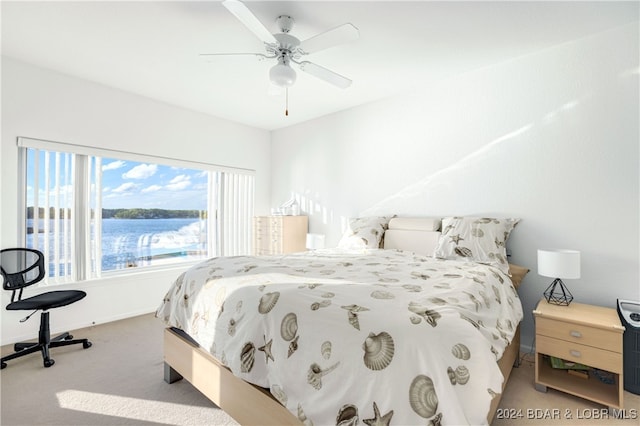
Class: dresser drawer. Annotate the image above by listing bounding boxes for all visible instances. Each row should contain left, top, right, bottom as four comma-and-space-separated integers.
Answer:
254, 228, 282, 240
536, 335, 623, 373
254, 237, 282, 250
254, 216, 283, 228
254, 233, 282, 247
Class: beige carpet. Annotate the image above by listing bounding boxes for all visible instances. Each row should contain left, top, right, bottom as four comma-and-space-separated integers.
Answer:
1, 314, 238, 426
1, 313, 638, 425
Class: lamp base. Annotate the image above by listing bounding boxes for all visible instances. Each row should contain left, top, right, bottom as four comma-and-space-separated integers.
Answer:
544, 278, 574, 306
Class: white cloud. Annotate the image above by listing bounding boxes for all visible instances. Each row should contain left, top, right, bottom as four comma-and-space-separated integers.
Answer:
165, 181, 191, 191
112, 182, 138, 193
169, 175, 189, 184
165, 175, 192, 191
122, 164, 157, 179
141, 185, 162, 193
102, 160, 126, 171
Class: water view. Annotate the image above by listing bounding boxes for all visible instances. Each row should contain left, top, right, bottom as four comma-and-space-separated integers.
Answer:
27, 218, 208, 273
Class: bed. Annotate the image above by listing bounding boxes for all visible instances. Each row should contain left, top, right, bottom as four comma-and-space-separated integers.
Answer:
157, 216, 528, 425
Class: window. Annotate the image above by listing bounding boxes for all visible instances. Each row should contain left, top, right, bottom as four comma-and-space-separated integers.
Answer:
19, 137, 254, 284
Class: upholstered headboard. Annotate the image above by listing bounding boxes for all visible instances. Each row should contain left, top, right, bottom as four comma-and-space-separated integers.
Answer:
383, 217, 441, 255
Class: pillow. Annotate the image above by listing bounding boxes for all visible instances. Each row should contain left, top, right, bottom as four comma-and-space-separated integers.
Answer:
433, 216, 519, 272
338, 216, 393, 249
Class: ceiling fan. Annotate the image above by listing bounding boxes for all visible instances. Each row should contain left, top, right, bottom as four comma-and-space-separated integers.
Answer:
201, 0, 359, 90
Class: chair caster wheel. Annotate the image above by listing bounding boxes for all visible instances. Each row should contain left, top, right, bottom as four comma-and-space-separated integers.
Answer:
83, 341, 92, 349
44, 359, 55, 368
65, 334, 74, 340
1, 362, 6, 369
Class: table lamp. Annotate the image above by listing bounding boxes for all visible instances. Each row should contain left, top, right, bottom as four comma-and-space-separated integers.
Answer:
537, 249, 580, 306
306, 233, 325, 250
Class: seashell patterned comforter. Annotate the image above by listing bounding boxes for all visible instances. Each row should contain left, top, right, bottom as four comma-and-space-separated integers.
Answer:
156, 248, 523, 425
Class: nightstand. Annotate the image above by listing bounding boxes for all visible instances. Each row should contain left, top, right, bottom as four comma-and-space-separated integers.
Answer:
533, 299, 625, 411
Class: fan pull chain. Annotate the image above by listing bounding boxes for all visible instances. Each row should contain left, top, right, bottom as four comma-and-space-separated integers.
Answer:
285, 88, 289, 116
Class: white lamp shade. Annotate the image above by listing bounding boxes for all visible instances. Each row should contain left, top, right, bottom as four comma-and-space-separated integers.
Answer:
306, 233, 325, 250
537, 249, 581, 279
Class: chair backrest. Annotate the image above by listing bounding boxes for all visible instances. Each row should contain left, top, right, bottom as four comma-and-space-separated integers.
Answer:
1, 249, 46, 301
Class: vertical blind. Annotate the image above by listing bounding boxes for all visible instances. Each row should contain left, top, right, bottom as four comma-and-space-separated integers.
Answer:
29, 150, 77, 284
218, 172, 255, 256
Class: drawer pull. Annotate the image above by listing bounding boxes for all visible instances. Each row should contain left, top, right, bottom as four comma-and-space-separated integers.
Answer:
570, 330, 582, 338
569, 350, 581, 358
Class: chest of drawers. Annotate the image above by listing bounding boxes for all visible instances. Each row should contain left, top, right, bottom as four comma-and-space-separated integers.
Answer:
253, 216, 308, 255
533, 299, 625, 411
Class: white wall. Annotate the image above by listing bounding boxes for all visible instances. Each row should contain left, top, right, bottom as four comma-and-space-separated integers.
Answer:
0, 57, 271, 345
270, 23, 639, 351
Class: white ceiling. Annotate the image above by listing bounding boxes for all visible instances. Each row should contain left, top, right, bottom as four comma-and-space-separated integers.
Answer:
2, 1, 637, 130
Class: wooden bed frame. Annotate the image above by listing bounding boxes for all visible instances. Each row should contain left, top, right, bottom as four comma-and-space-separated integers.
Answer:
162, 217, 525, 424
163, 325, 521, 425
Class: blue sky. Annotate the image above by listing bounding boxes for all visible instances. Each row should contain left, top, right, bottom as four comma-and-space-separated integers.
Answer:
27, 151, 209, 211
101, 158, 208, 210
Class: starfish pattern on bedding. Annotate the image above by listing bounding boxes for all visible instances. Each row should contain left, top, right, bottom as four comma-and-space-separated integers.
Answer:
363, 402, 394, 426
449, 234, 464, 245
258, 336, 274, 363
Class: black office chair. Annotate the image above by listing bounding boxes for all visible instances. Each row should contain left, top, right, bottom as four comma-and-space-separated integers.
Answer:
1, 248, 91, 369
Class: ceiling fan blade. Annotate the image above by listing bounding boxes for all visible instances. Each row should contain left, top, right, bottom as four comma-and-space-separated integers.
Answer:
222, 0, 277, 44
300, 23, 359, 54
298, 61, 352, 89
199, 53, 271, 61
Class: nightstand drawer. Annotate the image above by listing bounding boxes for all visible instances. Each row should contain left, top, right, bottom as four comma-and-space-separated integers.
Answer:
536, 335, 623, 373
536, 317, 622, 351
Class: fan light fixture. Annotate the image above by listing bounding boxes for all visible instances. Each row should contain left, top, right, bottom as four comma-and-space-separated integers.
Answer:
210, 0, 360, 114
270, 57, 296, 87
